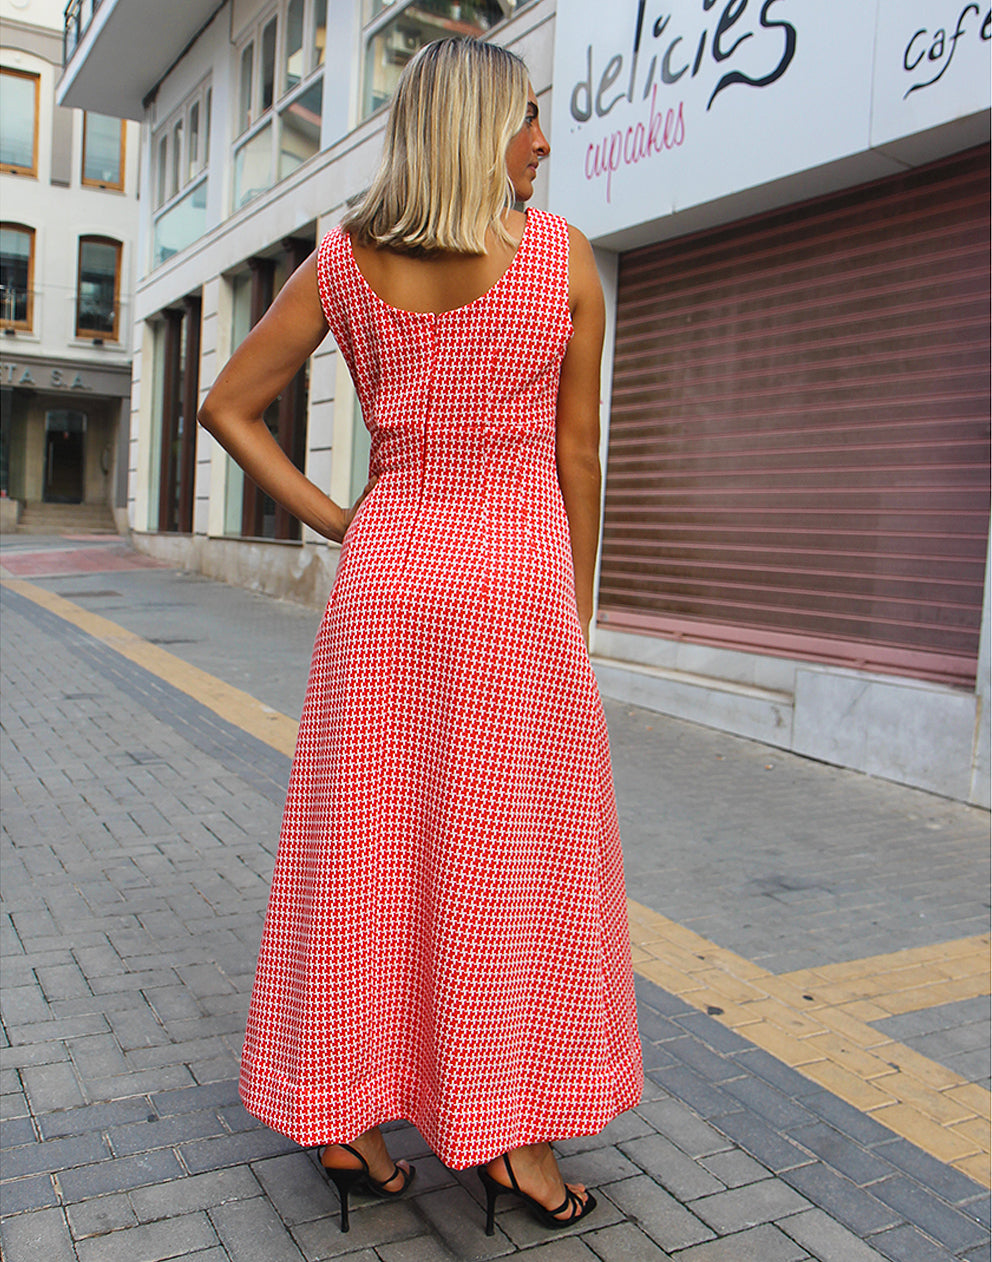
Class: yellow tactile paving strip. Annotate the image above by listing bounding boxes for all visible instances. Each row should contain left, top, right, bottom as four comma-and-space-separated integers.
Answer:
629, 904, 991, 1184
0, 578, 299, 758
5, 574, 991, 1185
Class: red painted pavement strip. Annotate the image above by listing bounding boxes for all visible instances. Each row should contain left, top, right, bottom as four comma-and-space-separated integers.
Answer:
0, 546, 172, 577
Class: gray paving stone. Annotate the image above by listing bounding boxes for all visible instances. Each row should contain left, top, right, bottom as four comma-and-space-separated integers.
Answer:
251, 1152, 343, 1226
178, 1128, 299, 1173
634, 1101, 733, 1160
0, 1206, 77, 1262
0, 1172, 59, 1214
867, 1175, 990, 1253
601, 1176, 714, 1253
151, 1080, 242, 1116
128, 1167, 262, 1221
780, 1165, 901, 1237
789, 1123, 895, 1187
291, 1198, 426, 1258
419, 1183, 534, 1255
557, 1144, 642, 1190
66, 1191, 139, 1238
865, 1224, 959, 1262
687, 1180, 812, 1233
210, 1197, 306, 1262
708, 1112, 814, 1174
0, 1116, 37, 1148
57, 1149, 186, 1201
19, 1061, 85, 1112
1, 1131, 110, 1179
583, 1221, 674, 1260
868, 1138, 987, 1208
673, 1222, 812, 1261
777, 1207, 892, 1262
74, 1211, 220, 1262
644, 1067, 741, 1121
618, 1136, 724, 1201
717, 1076, 818, 1131
38, 1097, 154, 1140
698, 1151, 771, 1189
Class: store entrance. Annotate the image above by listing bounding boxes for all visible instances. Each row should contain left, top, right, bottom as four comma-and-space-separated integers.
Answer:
44, 410, 86, 503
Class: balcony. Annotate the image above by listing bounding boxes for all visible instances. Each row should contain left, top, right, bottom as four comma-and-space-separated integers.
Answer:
63, 0, 103, 64
58, 0, 221, 119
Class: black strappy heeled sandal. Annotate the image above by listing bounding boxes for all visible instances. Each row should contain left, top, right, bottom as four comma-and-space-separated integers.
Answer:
478, 1152, 597, 1236
319, 1143, 416, 1233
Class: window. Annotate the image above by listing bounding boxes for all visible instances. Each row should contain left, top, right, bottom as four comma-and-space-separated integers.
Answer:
0, 69, 40, 176
233, 2, 325, 211
76, 236, 122, 340
362, 0, 532, 118
82, 113, 125, 189
0, 224, 34, 329
152, 81, 211, 258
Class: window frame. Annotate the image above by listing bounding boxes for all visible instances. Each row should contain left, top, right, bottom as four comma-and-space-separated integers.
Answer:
81, 112, 126, 191
0, 222, 36, 331
0, 68, 41, 177
75, 234, 123, 342
153, 79, 211, 211
232, 1, 325, 212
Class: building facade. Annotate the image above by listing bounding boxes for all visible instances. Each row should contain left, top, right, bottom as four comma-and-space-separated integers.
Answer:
57, 0, 990, 804
1, 0, 139, 531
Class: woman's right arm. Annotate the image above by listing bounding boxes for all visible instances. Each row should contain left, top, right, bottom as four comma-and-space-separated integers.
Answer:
198, 253, 351, 543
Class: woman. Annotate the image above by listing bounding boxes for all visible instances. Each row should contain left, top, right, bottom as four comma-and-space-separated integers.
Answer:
199, 37, 643, 1237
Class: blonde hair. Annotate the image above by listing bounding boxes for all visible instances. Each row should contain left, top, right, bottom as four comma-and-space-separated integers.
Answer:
344, 38, 529, 254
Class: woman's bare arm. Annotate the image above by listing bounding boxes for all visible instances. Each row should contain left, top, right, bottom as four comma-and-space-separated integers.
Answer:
557, 225, 606, 644
198, 253, 353, 542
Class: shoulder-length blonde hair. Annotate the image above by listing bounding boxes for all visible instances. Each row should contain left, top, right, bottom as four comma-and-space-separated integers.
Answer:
344, 38, 529, 255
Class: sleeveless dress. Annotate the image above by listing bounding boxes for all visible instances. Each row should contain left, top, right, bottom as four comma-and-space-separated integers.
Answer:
239, 209, 643, 1169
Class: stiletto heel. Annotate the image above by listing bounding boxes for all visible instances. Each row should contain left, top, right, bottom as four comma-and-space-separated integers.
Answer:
319, 1143, 416, 1233
479, 1166, 502, 1236
477, 1153, 596, 1236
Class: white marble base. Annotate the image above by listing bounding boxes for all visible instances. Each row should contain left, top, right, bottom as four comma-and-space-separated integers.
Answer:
592, 630, 988, 807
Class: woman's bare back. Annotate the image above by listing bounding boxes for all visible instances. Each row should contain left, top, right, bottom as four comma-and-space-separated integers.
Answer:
349, 209, 527, 315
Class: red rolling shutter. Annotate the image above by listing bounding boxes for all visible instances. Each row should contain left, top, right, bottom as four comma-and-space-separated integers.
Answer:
600, 146, 991, 687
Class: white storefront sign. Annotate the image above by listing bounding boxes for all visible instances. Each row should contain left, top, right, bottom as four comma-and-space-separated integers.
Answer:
549, 0, 990, 239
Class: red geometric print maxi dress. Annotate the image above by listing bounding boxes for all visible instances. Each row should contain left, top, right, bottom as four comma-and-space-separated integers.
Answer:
239, 208, 644, 1169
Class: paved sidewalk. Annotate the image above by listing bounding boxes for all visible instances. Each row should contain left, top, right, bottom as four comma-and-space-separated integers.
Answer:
1, 537, 989, 1261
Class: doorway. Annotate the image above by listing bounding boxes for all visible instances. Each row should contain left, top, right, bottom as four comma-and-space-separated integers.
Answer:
44, 410, 86, 503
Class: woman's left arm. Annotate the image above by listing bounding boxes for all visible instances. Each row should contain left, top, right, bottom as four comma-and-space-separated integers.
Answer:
557, 224, 606, 646
198, 253, 353, 542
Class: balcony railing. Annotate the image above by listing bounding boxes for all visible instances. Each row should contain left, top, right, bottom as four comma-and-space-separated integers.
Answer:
0, 286, 35, 330
63, 0, 104, 65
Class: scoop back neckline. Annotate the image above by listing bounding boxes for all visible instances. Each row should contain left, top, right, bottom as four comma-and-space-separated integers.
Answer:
343, 211, 533, 318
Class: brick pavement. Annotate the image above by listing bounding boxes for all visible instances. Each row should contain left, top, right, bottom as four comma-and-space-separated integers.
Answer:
1, 546, 990, 1261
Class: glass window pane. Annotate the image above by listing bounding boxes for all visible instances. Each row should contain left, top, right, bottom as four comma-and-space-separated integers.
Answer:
153, 181, 208, 268
204, 88, 212, 165
261, 18, 277, 112
0, 226, 32, 325
284, 0, 304, 94
0, 70, 37, 172
172, 119, 183, 194
233, 122, 273, 209
313, 0, 327, 69
239, 42, 254, 134
83, 113, 123, 186
279, 79, 322, 180
77, 238, 120, 336
157, 136, 168, 207
187, 101, 200, 181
